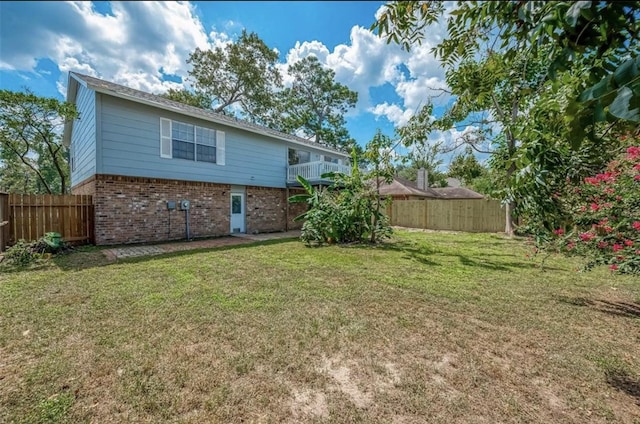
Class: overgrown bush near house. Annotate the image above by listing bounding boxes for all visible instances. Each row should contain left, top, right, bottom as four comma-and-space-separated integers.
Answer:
2, 233, 70, 268
546, 146, 640, 274
290, 165, 392, 245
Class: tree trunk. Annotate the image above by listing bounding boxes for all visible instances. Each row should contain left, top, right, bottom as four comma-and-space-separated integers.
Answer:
505, 201, 515, 236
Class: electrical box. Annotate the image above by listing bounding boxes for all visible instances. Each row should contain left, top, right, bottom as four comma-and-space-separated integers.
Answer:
180, 200, 191, 210
167, 201, 176, 210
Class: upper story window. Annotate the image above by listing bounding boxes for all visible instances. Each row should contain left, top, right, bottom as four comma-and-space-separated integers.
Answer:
288, 148, 343, 165
160, 118, 225, 165
288, 148, 311, 165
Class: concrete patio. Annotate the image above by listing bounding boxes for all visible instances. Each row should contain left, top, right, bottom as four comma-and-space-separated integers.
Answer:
102, 230, 301, 261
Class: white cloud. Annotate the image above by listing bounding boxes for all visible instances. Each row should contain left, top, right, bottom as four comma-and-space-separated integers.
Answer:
1, 0, 458, 136
277, 41, 331, 86
368, 102, 414, 127
280, 26, 407, 111
279, 11, 452, 126
0, 1, 217, 95
394, 73, 450, 111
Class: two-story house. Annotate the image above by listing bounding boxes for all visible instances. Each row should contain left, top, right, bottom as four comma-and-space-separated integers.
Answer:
63, 72, 350, 245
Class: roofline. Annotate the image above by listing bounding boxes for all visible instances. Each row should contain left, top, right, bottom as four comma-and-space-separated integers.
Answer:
68, 72, 348, 158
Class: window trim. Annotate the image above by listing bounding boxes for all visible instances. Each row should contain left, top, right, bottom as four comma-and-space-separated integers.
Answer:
160, 118, 224, 165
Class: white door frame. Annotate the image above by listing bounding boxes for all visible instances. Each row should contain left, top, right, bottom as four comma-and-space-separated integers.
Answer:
230, 190, 245, 233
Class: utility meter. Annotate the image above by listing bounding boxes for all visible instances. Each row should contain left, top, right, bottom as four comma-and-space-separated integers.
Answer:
180, 200, 191, 210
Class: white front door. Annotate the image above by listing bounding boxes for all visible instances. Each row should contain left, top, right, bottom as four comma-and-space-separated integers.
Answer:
230, 192, 245, 233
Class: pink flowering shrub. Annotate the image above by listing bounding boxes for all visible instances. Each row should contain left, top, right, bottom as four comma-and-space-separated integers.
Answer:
550, 146, 640, 274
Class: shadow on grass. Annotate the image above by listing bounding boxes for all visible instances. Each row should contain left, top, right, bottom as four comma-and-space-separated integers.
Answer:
52, 237, 299, 272
354, 239, 544, 272
606, 369, 640, 405
557, 296, 640, 319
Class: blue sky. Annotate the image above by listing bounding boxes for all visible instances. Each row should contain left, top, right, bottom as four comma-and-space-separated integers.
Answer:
0, 1, 469, 168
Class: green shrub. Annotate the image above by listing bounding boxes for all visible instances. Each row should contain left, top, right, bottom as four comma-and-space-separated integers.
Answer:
3, 234, 69, 268
289, 161, 392, 245
4, 240, 38, 267
544, 145, 640, 274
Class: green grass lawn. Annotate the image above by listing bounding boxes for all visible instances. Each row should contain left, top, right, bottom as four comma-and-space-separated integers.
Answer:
1, 229, 639, 423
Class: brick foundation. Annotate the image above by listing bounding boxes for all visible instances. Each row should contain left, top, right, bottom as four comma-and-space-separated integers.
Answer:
72, 174, 305, 245
246, 186, 286, 234
71, 176, 96, 196
287, 188, 307, 230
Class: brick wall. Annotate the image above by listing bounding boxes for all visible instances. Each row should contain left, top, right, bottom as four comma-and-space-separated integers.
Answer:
71, 176, 96, 196
287, 188, 307, 230
246, 186, 285, 234
72, 174, 304, 245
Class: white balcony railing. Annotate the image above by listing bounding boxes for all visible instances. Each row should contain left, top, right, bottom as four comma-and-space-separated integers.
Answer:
287, 161, 352, 183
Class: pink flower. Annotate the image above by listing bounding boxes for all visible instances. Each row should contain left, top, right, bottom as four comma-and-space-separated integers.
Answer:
624, 240, 633, 247
597, 241, 608, 249
634, 175, 640, 181
584, 177, 599, 186
590, 203, 600, 211
567, 242, 576, 251
634, 163, 640, 171
596, 172, 616, 183
610, 264, 619, 271
604, 226, 613, 233
553, 228, 564, 236
612, 243, 624, 252
579, 232, 595, 242
633, 221, 640, 231
615, 196, 622, 202
626, 146, 640, 160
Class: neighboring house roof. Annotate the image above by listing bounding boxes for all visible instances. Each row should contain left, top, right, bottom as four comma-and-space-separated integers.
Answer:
378, 176, 443, 198
378, 176, 485, 199
431, 187, 485, 199
62, 72, 348, 157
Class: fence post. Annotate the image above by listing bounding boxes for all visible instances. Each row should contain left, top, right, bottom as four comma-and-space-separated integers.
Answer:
0, 192, 8, 252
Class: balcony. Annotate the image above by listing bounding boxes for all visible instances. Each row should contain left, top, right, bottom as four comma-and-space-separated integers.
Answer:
287, 161, 352, 185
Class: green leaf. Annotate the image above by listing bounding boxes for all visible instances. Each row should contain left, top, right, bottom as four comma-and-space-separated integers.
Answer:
565, 1, 591, 27
612, 57, 639, 87
578, 77, 610, 102
609, 86, 640, 122
288, 194, 310, 204
593, 101, 606, 122
296, 175, 313, 195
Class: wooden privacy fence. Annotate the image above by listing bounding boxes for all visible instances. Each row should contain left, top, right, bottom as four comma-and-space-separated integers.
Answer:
0, 193, 8, 252
4, 194, 94, 249
387, 199, 505, 233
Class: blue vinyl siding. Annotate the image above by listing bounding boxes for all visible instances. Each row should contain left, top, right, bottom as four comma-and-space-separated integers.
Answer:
70, 84, 96, 186
97, 95, 339, 188
99, 96, 283, 187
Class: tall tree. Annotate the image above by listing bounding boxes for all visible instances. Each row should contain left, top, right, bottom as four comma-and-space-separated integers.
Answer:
363, 130, 395, 242
181, 30, 282, 122
373, 1, 640, 135
277, 56, 358, 151
395, 137, 448, 188
162, 88, 213, 110
371, 1, 640, 235
447, 146, 487, 186
0, 89, 78, 194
